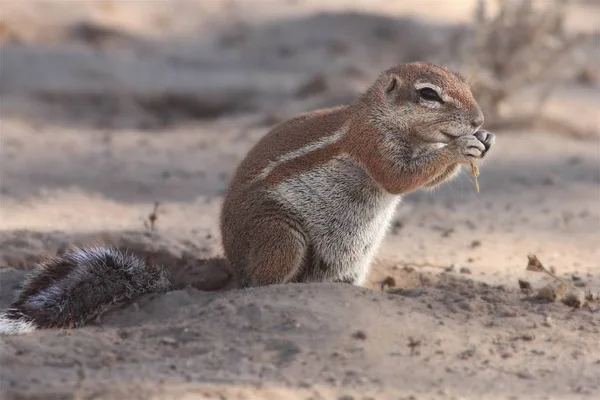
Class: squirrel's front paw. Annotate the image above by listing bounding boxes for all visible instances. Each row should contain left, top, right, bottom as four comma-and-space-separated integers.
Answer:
474, 130, 495, 158
446, 135, 486, 164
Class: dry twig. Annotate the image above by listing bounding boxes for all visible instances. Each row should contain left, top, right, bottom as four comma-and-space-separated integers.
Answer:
144, 202, 160, 231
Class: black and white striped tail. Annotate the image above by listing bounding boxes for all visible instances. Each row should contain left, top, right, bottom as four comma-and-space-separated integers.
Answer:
0, 247, 173, 335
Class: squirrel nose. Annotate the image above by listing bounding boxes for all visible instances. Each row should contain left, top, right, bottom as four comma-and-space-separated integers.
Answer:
471, 112, 484, 129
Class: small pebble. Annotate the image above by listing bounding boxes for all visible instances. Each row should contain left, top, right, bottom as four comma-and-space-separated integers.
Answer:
459, 267, 472, 274
518, 280, 533, 293
517, 370, 535, 380
458, 348, 476, 359
380, 276, 396, 291
352, 330, 367, 340
160, 337, 177, 345
458, 301, 478, 312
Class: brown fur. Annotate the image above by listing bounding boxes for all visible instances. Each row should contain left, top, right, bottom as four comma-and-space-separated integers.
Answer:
221, 62, 492, 287
422, 164, 462, 188
229, 106, 351, 188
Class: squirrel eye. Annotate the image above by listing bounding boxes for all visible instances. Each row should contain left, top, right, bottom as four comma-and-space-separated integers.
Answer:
418, 87, 443, 102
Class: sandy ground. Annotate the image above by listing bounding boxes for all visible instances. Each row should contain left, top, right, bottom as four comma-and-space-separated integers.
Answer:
0, 1, 599, 399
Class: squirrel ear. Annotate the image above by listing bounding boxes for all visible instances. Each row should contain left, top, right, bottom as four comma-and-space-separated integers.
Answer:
385, 74, 401, 94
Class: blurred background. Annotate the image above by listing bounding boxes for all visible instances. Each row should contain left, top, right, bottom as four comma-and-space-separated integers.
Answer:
1, 3, 599, 398
0, 0, 598, 286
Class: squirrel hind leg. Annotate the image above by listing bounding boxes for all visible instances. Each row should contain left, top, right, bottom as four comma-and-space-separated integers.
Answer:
0, 247, 173, 335
238, 221, 308, 288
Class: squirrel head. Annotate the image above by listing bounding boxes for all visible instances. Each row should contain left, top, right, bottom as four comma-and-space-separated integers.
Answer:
360, 62, 484, 145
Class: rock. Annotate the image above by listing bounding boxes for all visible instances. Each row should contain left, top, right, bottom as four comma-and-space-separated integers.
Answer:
160, 337, 177, 345
542, 316, 554, 328
563, 288, 586, 309
380, 276, 396, 291
518, 279, 533, 294
352, 330, 367, 340
517, 370, 535, 380
458, 301, 478, 312
458, 348, 476, 359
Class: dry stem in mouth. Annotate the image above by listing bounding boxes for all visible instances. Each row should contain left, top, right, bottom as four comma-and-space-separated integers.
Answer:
470, 162, 480, 193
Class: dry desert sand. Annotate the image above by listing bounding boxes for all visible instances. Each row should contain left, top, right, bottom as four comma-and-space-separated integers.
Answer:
0, 1, 599, 399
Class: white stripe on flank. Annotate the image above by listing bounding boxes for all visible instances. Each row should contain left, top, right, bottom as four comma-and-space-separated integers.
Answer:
252, 124, 349, 183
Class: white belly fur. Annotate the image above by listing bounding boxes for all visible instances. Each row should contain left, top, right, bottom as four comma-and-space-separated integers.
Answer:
272, 155, 400, 284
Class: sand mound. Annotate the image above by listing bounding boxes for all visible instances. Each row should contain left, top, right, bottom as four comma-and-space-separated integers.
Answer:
2, 246, 598, 399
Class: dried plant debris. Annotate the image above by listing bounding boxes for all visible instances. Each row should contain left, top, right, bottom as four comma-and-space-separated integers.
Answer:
525, 254, 545, 273
352, 330, 367, 340
586, 292, 600, 302
470, 162, 480, 193
144, 202, 160, 231
553, 281, 570, 302
536, 285, 556, 302
456, 0, 587, 132
526, 254, 562, 282
537, 281, 569, 302
523, 255, 591, 309
408, 337, 422, 356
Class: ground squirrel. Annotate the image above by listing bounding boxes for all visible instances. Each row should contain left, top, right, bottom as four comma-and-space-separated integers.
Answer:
0, 62, 495, 334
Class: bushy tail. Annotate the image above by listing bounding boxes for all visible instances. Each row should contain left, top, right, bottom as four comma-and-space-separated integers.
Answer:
0, 247, 173, 335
